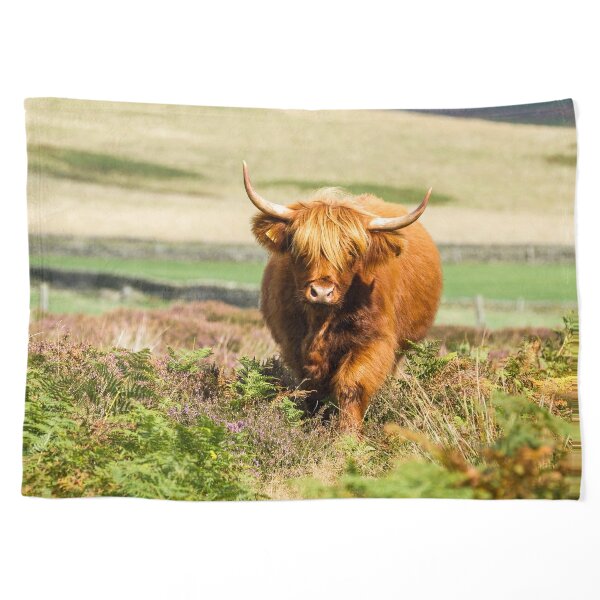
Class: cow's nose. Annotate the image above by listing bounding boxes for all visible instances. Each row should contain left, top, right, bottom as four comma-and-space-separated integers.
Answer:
308, 283, 335, 303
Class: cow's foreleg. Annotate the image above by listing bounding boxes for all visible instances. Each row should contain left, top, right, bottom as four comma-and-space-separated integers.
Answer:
301, 355, 332, 416
332, 338, 396, 432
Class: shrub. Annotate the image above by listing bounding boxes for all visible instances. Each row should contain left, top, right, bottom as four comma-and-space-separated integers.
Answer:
498, 312, 579, 419
296, 392, 580, 500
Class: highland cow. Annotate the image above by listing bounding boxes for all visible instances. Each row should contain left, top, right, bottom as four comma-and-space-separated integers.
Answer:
244, 162, 442, 431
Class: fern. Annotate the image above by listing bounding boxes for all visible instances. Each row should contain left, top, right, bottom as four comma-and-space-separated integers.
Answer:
279, 396, 304, 426
98, 407, 247, 500
404, 340, 457, 380
231, 357, 278, 406
166, 347, 213, 374
22, 344, 251, 500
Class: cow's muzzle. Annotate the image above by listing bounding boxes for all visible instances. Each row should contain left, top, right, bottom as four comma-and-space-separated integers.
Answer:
306, 282, 336, 305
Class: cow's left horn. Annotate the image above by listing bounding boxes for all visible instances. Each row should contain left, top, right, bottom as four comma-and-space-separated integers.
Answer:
367, 188, 432, 231
243, 161, 295, 221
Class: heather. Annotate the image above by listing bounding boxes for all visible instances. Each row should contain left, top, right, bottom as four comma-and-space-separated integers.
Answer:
30, 301, 277, 368
29, 301, 561, 366
23, 306, 580, 500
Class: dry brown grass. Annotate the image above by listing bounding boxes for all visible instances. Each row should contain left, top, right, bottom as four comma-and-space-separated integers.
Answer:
27, 98, 576, 245
30, 301, 277, 368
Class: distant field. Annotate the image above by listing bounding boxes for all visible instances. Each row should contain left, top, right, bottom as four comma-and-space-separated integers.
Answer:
31, 254, 266, 285
30, 254, 577, 303
26, 98, 576, 245
442, 263, 576, 302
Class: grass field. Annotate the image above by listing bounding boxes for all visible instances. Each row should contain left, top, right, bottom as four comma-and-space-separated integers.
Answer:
26, 99, 577, 328
31, 255, 267, 285
30, 254, 577, 302
26, 98, 576, 245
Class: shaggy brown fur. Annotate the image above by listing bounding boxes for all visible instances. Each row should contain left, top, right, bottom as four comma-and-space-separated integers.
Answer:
252, 189, 442, 431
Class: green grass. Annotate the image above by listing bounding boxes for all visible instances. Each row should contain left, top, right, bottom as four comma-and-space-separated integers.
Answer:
31, 254, 577, 302
442, 263, 577, 302
435, 305, 567, 329
30, 255, 266, 285
30, 287, 168, 315
30, 254, 576, 329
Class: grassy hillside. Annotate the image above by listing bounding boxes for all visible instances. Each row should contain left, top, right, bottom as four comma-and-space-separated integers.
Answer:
26, 98, 576, 245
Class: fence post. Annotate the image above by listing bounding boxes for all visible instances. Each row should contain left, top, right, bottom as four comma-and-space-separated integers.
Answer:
474, 294, 486, 328
121, 285, 133, 301
39, 282, 49, 315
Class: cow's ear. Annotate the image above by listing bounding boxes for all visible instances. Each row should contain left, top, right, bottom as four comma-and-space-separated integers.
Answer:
365, 231, 406, 268
251, 214, 289, 252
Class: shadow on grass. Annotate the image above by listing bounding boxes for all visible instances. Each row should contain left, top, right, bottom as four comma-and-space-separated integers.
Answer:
29, 144, 204, 184
260, 179, 454, 204
545, 153, 577, 167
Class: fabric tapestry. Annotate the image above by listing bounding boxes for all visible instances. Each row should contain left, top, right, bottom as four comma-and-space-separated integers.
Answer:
24, 98, 580, 500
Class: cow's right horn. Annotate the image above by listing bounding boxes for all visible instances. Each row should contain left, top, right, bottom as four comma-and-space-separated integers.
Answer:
243, 161, 295, 221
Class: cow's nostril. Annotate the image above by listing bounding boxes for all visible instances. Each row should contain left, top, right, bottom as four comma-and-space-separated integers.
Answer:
326, 290, 333, 298
310, 286, 318, 298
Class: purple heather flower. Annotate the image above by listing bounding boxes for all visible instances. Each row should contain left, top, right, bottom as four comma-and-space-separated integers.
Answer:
226, 420, 246, 433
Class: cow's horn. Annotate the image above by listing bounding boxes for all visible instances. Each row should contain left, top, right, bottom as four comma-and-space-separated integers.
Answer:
243, 161, 295, 221
367, 188, 432, 231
